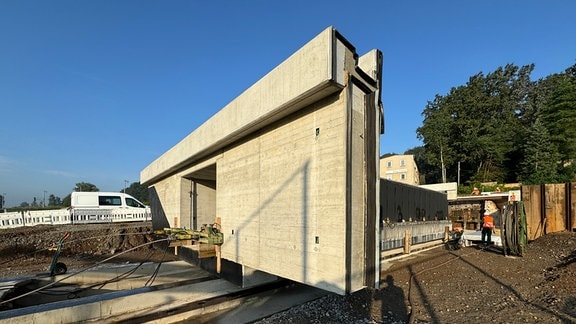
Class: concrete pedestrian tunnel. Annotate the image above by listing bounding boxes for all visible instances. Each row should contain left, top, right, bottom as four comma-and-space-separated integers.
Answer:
142, 26, 384, 296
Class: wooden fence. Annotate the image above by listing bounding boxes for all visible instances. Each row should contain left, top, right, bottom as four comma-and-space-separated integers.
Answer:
522, 183, 576, 240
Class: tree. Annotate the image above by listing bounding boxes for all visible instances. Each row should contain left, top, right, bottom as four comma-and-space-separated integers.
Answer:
61, 182, 100, 207
533, 63, 576, 182
123, 182, 149, 204
418, 64, 536, 186
74, 182, 99, 192
405, 146, 440, 184
31, 197, 38, 208
519, 118, 560, 184
542, 75, 576, 161
417, 95, 456, 183
379, 152, 398, 159
48, 194, 62, 207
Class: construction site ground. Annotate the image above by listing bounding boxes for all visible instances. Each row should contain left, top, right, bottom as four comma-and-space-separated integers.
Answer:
0, 222, 575, 323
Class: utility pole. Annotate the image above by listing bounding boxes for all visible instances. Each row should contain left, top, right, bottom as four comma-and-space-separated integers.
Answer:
124, 180, 129, 193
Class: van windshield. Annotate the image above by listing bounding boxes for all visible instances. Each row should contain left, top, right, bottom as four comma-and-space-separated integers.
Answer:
99, 196, 122, 206
126, 197, 145, 208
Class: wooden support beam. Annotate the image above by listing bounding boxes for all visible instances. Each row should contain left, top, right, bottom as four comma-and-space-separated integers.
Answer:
169, 240, 193, 247
403, 230, 411, 254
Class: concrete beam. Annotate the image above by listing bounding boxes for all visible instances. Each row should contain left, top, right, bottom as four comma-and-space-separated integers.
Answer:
142, 27, 350, 184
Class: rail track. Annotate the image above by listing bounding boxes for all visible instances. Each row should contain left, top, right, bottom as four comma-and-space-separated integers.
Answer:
118, 279, 306, 323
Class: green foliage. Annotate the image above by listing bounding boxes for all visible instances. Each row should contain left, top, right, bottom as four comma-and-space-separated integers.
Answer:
542, 75, 576, 161
379, 152, 398, 159
405, 146, 441, 184
47, 194, 62, 207
519, 118, 560, 184
59, 182, 100, 207
417, 61, 576, 186
62, 194, 71, 207
123, 182, 149, 204
74, 182, 99, 192
457, 184, 493, 195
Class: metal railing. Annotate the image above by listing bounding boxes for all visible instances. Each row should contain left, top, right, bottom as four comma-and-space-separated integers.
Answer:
0, 208, 150, 229
380, 220, 451, 258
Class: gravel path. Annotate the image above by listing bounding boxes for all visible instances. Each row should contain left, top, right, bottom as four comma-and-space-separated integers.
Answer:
255, 232, 576, 323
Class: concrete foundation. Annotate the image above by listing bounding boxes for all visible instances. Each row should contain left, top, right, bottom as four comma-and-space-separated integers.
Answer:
0, 261, 236, 323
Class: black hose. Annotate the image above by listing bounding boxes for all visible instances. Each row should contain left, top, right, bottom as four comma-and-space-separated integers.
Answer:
0, 238, 170, 306
502, 202, 522, 256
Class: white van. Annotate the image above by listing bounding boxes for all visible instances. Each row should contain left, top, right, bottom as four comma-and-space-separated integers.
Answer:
70, 192, 150, 223
70, 191, 147, 209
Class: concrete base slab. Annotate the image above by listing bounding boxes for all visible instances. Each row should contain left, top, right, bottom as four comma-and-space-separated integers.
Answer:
380, 243, 445, 271
0, 261, 243, 323
184, 283, 329, 324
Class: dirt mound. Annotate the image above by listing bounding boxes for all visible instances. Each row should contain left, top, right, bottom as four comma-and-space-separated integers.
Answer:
0, 222, 177, 278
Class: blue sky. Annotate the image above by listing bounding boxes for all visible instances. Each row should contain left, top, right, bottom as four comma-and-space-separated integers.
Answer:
1, 1, 575, 206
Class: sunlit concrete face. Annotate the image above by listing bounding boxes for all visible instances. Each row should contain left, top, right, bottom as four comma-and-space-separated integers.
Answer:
141, 27, 383, 295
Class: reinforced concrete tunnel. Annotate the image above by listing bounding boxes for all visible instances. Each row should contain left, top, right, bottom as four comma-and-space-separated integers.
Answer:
141, 27, 384, 295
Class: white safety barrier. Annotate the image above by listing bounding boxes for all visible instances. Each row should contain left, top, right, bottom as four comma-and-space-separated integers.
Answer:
0, 207, 150, 229
380, 220, 452, 251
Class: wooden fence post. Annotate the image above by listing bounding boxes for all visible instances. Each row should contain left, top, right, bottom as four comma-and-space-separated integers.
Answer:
403, 230, 411, 254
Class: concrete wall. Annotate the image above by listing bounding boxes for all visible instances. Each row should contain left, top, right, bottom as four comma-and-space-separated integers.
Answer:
419, 182, 457, 200
380, 179, 448, 224
192, 181, 216, 230
141, 27, 383, 295
149, 174, 187, 229
220, 93, 349, 292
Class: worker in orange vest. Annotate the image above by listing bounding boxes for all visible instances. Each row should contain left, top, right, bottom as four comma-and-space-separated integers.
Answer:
481, 212, 495, 246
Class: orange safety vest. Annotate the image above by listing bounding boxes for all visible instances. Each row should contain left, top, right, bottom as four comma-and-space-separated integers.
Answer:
483, 215, 494, 228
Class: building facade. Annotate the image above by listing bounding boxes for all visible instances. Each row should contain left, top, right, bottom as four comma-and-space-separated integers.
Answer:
380, 154, 420, 185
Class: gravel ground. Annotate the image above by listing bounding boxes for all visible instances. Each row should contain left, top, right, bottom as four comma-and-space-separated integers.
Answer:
255, 231, 576, 324
1, 223, 574, 323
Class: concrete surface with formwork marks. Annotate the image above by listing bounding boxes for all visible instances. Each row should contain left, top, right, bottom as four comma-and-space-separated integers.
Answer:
141, 26, 384, 295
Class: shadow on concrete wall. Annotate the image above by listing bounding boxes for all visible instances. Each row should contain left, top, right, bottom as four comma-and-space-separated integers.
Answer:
148, 187, 171, 230
228, 160, 311, 284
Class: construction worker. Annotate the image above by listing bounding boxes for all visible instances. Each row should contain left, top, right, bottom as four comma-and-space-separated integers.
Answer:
481, 212, 495, 246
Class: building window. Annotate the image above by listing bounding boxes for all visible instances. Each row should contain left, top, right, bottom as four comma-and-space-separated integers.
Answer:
400, 159, 406, 166
387, 161, 392, 168
401, 174, 406, 180
387, 175, 392, 180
